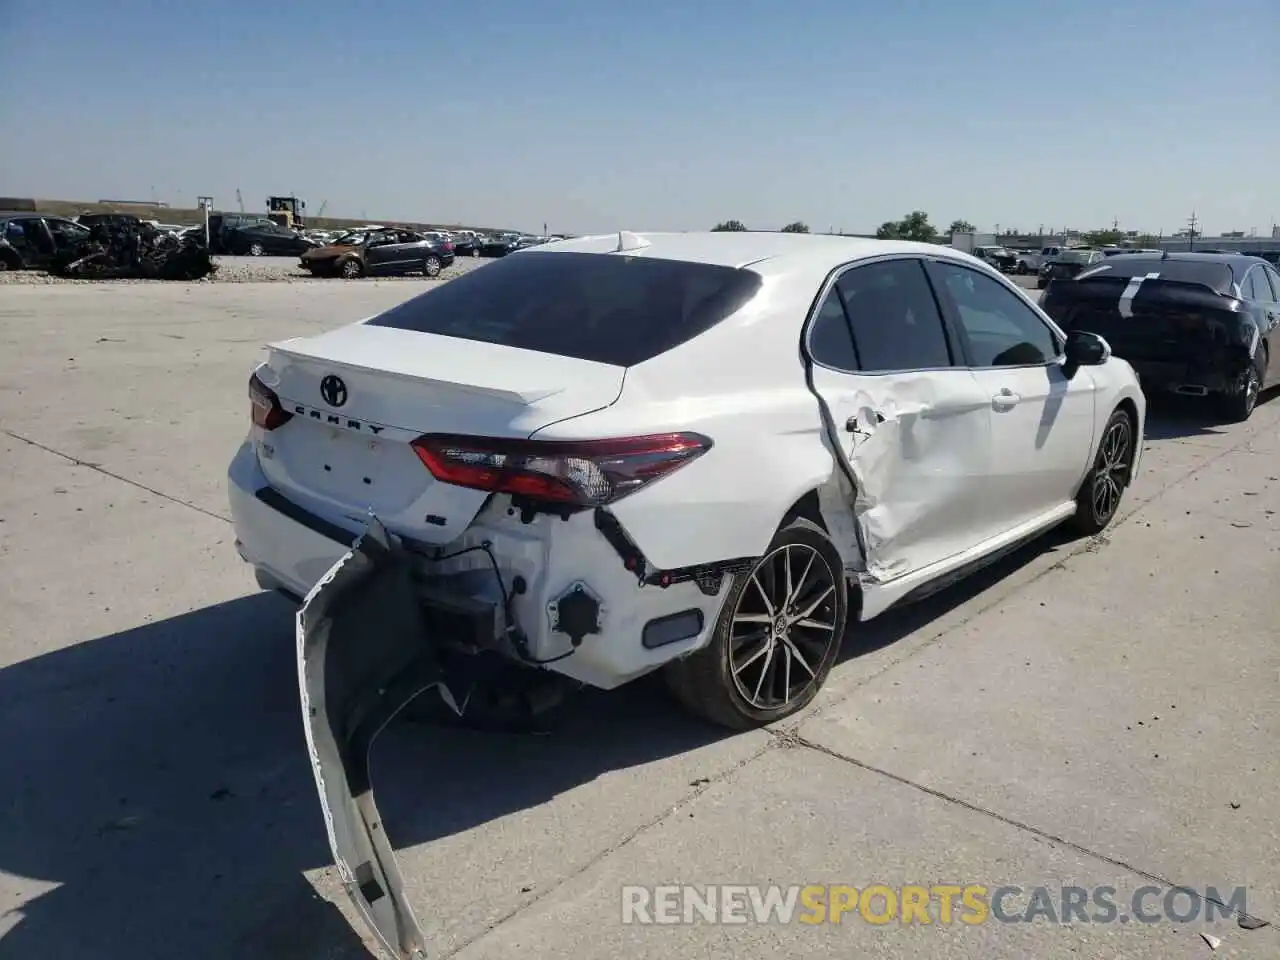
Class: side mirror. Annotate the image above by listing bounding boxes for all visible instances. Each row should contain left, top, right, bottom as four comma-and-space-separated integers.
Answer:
1062, 330, 1110, 377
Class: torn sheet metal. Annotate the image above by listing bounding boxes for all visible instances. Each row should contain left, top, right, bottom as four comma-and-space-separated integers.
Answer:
52, 219, 216, 280
298, 516, 459, 960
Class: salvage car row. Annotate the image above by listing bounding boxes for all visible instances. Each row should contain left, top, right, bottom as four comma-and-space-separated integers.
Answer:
0, 209, 562, 281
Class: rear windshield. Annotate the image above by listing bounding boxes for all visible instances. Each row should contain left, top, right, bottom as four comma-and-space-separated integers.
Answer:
366, 251, 763, 366
1057, 251, 1095, 263
1075, 257, 1233, 292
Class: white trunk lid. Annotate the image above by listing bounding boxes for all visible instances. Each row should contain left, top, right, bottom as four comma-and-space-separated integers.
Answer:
256, 323, 624, 544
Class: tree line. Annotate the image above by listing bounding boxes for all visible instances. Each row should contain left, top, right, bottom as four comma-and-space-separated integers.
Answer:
711, 215, 1161, 248
712, 220, 809, 233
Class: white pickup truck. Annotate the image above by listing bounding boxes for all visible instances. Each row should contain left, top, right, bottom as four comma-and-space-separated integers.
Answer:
1018, 245, 1066, 273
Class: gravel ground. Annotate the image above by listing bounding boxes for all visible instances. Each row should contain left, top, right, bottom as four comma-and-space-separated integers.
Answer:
0, 254, 491, 285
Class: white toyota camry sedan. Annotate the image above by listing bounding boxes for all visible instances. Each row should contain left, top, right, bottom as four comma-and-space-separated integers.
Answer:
227, 231, 1143, 955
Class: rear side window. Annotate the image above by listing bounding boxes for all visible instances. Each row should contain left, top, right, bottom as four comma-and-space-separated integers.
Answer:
1247, 267, 1277, 302
367, 251, 763, 366
807, 290, 860, 370
1264, 267, 1280, 301
835, 259, 952, 371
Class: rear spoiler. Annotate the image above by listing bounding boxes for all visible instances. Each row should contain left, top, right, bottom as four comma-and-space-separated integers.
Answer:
1052, 274, 1238, 314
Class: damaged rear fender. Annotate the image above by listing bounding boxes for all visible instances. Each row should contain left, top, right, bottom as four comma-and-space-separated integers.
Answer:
298, 517, 460, 959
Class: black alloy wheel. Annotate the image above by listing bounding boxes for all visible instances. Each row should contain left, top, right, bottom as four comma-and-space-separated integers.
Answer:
1219, 356, 1262, 423
1070, 408, 1133, 535
665, 518, 847, 729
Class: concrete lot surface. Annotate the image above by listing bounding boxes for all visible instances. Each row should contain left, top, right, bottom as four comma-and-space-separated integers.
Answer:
0, 279, 1277, 959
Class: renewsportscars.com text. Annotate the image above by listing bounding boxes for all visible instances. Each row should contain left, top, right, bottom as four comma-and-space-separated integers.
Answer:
621, 884, 1248, 926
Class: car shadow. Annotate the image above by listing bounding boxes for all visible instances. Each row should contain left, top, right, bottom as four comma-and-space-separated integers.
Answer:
0, 524, 1076, 959
835, 522, 1078, 664
1141, 388, 1278, 440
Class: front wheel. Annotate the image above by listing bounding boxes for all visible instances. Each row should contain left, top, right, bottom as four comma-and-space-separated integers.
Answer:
422, 255, 442, 278
248, 242, 265, 257
1069, 408, 1134, 535
338, 257, 363, 279
664, 518, 847, 729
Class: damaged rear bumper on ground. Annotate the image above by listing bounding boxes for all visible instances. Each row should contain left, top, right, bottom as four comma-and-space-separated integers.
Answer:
297, 517, 461, 960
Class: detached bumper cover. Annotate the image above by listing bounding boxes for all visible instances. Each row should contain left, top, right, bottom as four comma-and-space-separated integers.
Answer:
298, 516, 461, 959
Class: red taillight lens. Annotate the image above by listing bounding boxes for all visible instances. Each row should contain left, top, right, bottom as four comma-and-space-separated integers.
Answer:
249, 372, 292, 430
410, 432, 712, 506
444, 242, 455, 251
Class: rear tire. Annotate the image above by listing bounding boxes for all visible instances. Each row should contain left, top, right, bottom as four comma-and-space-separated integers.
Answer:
1217, 352, 1263, 423
1069, 408, 1134, 535
248, 242, 265, 257
422, 255, 442, 278
664, 518, 847, 729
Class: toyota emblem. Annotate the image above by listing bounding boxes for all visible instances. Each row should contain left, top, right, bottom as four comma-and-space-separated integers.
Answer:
320, 374, 348, 408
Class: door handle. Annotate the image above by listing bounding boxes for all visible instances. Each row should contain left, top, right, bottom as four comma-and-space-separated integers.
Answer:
991, 388, 1021, 410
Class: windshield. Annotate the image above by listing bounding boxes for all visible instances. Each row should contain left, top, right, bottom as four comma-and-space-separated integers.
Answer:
366, 250, 763, 366
332, 232, 366, 245
1058, 251, 1095, 263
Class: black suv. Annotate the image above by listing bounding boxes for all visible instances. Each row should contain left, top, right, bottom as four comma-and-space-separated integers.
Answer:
0, 214, 91, 270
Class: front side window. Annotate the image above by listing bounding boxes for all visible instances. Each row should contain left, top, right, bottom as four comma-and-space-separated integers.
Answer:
46, 219, 90, 245
835, 259, 952, 372
932, 262, 1059, 367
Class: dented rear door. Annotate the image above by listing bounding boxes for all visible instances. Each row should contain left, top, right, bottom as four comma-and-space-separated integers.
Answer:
806, 257, 997, 583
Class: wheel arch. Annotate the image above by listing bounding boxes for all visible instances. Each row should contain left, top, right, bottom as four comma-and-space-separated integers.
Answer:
1114, 395, 1140, 435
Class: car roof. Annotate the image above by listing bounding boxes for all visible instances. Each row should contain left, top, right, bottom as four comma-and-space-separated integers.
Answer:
1099, 251, 1267, 279
520, 231, 953, 275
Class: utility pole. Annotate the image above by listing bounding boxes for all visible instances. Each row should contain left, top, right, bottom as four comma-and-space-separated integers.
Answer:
197, 196, 214, 247
1185, 210, 1200, 251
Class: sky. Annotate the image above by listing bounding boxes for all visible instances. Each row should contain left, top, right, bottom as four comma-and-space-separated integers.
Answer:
1, 0, 1276, 236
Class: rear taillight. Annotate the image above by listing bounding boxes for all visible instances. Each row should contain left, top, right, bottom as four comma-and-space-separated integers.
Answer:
249, 372, 292, 430
410, 432, 712, 506
444, 242, 455, 252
